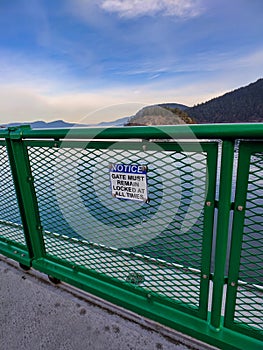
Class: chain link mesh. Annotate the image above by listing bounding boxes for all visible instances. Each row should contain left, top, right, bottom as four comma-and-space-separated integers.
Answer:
0, 143, 25, 246
28, 142, 210, 310
234, 151, 263, 332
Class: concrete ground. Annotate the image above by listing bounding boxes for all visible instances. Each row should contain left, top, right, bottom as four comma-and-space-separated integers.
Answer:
0, 255, 218, 350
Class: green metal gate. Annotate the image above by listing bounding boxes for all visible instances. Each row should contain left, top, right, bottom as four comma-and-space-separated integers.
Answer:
0, 124, 262, 349
25, 138, 217, 320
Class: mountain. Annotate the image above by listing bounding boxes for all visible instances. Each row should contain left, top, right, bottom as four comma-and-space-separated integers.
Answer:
186, 78, 263, 123
125, 104, 194, 126
97, 116, 130, 126
1, 120, 88, 129
158, 102, 188, 110
1, 116, 131, 129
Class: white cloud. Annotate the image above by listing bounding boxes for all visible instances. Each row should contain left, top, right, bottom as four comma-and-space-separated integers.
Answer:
0, 45, 261, 125
100, 0, 204, 18
0, 85, 148, 124
0, 82, 195, 125
0, 81, 229, 125
235, 49, 263, 70
0, 50, 72, 93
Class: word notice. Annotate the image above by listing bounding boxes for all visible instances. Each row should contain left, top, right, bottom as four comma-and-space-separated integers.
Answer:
109, 164, 148, 202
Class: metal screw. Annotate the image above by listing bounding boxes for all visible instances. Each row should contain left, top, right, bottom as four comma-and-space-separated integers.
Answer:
37, 226, 42, 230
237, 206, 243, 211
206, 201, 211, 207
54, 143, 58, 147
231, 282, 236, 287
13, 250, 18, 254
203, 274, 208, 279
21, 253, 25, 257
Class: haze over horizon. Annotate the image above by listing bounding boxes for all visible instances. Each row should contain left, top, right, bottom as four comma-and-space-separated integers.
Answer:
0, 0, 262, 124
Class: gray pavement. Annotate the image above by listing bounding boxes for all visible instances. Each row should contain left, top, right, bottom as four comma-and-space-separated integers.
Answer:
0, 255, 217, 350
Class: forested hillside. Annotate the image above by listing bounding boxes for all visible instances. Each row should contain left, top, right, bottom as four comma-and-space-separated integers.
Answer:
186, 78, 263, 123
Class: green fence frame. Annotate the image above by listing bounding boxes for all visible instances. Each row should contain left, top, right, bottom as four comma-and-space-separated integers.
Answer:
0, 137, 31, 266
0, 124, 262, 349
224, 141, 263, 341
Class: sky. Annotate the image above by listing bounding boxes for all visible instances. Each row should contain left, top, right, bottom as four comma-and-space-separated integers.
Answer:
0, 0, 262, 124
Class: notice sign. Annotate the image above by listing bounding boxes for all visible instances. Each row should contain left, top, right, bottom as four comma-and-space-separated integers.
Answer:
109, 164, 149, 202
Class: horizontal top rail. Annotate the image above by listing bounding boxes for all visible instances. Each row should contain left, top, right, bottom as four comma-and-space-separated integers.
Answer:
2, 123, 263, 140
0, 128, 10, 138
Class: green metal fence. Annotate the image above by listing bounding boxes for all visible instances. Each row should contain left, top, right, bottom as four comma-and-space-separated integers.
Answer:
0, 124, 262, 349
224, 141, 263, 341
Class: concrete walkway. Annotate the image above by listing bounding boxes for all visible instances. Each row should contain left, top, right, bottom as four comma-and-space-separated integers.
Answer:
0, 255, 217, 350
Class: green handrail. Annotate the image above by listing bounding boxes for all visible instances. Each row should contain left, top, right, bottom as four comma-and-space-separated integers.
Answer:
3, 123, 263, 140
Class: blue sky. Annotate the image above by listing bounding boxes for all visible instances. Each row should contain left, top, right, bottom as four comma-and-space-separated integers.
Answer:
0, 0, 262, 124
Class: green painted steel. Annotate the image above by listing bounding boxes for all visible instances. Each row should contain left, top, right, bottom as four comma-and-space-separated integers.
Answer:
0, 124, 262, 349
224, 141, 263, 340
25, 139, 216, 319
0, 138, 30, 266
210, 140, 235, 330
7, 135, 46, 262
9, 122, 263, 140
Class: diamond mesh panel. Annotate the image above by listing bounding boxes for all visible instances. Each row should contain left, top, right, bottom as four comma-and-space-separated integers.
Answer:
28, 143, 209, 310
0, 144, 25, 246
234, 152, 263, 332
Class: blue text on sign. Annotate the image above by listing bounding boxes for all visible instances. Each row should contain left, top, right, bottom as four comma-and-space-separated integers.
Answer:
110, 164, 147, 174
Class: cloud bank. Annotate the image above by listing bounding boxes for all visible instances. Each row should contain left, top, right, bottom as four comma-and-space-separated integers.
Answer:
100, 0, 204, 18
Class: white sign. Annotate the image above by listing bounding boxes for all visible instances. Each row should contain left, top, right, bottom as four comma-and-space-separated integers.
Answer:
109, 164, 149, 202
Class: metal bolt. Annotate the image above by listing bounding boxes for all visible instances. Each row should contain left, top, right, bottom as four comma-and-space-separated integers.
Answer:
231, 282, 236, 287
203, 274, 208, 279
54, 143, 58, 147
37, 226, 42, 230
142, 145, 147, 152
13, 250, 18, 254
206, 201, 211, 207
237, 206, 243, 211
21, 253, 25, 257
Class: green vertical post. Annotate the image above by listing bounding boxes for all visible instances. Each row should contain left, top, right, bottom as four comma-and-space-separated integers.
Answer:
210, 140, 235, 330
199, 144, 218, 320
7, 127, 45, 260
224, 144, 251, 329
